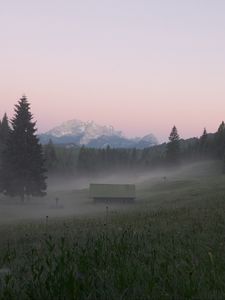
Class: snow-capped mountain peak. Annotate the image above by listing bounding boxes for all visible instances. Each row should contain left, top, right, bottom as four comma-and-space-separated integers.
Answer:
40, 119, 158, 149
45, 119, 123, 145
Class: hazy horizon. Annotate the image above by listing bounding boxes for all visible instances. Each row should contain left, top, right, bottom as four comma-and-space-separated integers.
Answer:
37, 116, 222, 143
1, 0, 225, 142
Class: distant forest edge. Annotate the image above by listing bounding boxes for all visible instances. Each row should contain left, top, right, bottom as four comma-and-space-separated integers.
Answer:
42, 124, 225, 176
0, 96, 225, 183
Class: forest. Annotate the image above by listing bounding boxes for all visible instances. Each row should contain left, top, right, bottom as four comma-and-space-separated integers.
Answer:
1, 98, 225, 299
1, 100, 225, 183
31, 122, 225, 176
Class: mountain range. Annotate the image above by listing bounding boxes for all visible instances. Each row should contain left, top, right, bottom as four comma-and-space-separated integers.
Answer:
39, 119, 158, 149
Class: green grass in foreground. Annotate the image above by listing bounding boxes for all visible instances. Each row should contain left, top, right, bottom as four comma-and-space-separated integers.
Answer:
0, 161, 225, 299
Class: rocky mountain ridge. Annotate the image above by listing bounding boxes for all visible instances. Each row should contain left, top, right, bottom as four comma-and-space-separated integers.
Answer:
39, 119, 158, 149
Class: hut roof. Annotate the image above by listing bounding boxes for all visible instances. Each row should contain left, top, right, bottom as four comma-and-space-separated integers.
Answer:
89, 183, 136, 199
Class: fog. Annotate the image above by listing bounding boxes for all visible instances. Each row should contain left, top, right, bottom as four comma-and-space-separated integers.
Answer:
0, 161, 217, 224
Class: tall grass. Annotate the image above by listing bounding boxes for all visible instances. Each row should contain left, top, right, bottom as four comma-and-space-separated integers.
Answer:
1, 201, 225, 299
1, 163, 225, 299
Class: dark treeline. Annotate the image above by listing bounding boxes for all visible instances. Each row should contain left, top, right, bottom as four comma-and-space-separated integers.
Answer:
1, 96, 225, 202
42, 122, 225, 176
43, 140, 78, 175
1, 97, 225, 186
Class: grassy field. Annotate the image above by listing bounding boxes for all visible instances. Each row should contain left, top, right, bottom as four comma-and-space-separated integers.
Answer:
0, 160, 225, 299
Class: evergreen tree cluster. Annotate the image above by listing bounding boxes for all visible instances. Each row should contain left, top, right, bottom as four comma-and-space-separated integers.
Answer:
0, 96, 47, 201
77, 145, 140, 175
43, 141, 78, 175
166, 126, 180, 165
42, 121, 225, 176
0, 113, 10, 166
2, 97, 225, 197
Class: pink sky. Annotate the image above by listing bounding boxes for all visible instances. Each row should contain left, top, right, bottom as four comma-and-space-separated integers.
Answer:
1, 0, 225, 142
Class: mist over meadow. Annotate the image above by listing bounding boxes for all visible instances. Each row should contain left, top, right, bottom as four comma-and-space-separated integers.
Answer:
1, 1, 225, 299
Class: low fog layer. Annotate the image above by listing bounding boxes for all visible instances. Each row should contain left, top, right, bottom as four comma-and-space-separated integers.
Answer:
0, 161, 217, 223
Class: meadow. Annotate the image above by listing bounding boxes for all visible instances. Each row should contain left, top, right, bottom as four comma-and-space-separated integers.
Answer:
0, 160, 225, 299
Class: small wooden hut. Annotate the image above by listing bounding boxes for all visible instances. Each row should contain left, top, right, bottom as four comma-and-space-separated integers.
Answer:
89, 183, 136, 203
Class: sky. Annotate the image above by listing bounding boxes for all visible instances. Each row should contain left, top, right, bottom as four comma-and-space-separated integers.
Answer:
1, 0, 225, 142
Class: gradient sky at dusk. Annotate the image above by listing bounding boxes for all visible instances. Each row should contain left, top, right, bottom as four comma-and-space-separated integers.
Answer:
1, 0, 225, 142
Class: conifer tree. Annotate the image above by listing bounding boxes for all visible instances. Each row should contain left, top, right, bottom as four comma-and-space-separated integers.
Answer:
141, 148, 150, 169
0, 96, 47, 201
215, 121, 225, 158
0, 113, 10, 192
0, 113, 10, 155
130, 148, 137, 168
166, 126, 180, 164
44, 139, 58, 171
77, 145, 88, 174
199, 128, 208, 156
0, 113, 10, 141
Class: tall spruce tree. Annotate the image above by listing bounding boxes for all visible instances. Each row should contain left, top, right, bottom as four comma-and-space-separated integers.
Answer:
215, 121, 225, 159
0, 113, 10, 141
166, 126, 180, 164
0, 113, 10, 154
0, 113, 10, 192
199, 128, 208, 157
1, 96, 47, 201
